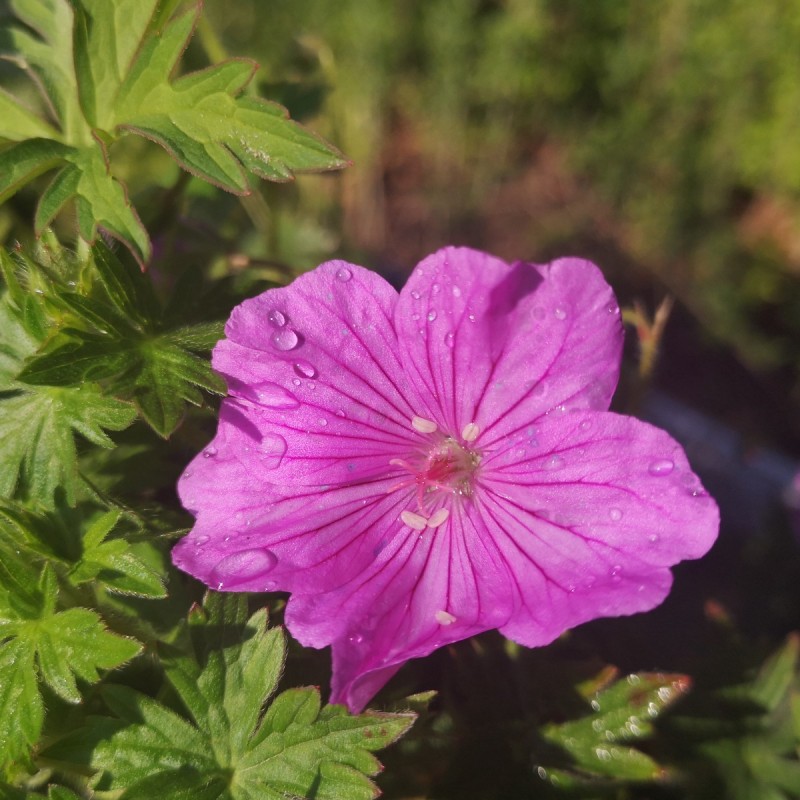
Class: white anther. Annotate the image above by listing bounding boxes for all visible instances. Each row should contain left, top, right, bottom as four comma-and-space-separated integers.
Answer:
411, 415, 438, 434
461, 422, 480, 442
400, 510, 428, 531
435, 610, 456, 625
426, 508, 450, 528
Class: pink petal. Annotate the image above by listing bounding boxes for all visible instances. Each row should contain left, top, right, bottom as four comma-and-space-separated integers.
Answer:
395, 247, 623, 446
287, 503, 514, 711
478, 409, 719, 646
213, 260, 418, 486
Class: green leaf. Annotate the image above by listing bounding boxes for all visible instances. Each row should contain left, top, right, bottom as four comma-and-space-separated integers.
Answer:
0, 89, 60, 140
69, 510, 166, 598
35, 148, 151, 265
0, 139, 72, 204
0, 0, 347, 261
133, 340, 225, 437
81, 595, 415, 800
7, 603, 142, 704
0, 638, 44, 768
0, 383, 136, 505
537, 670, 689, 785
2, 0, 87, 142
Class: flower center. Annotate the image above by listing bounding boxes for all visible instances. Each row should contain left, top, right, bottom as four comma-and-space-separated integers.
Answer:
389, 418, 482, 529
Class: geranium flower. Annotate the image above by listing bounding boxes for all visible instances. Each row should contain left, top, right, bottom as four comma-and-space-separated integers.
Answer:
174, 247, 719, 712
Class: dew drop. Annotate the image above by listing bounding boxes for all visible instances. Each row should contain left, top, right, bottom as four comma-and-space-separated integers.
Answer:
335, 267, 352, 282
444, 331, 455, 348
648, 533, 659, 543
412, 313, 420, 321
468, 313, 476, 322
292, 378, 301, 387
203, 445, 218, 458
452, 285, 462, 298
293, 359, 317, 379
427, 310, 437, 322
610, 565, 622, 583
607, 301, 620, 315
267, 309, 286, 328
335, 408, 346, 417
318, 418, 328, 427
307, 381, 316, 390
194, 534, 209, 546
411, 290, 421, 300
544, 454, 565, 471
554, 307, 568, 320
579, 419, 593, 431
609, 507, 623, 521
209, 549, 278, 590
648, 458, 675, 476
431, 283, 441, 295
255, 383, 300, 409
270, 327, 299, 351
258, 433, 287, 469
348, 633, 365, 644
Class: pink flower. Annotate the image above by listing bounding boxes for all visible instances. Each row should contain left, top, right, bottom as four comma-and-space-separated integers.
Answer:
174, 247, 719, 712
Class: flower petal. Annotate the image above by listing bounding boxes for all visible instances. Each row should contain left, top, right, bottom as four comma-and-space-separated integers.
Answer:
213, 260, 419, 486
478, 409, 719, 646
287, 503, 515, 711
394, 247, 623, 446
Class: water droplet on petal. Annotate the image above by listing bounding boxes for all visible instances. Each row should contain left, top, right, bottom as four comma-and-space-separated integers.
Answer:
335, 409, 346, 417
554, 307, 567, 320
648, 533, 659, 543
431, 283, 441, 295
267, 309, 286, 328
209, 549, 278, 590
270, 327, 299, 351
411, 290, 421, 300
255, 383, 300, 409
544, 454, 564, 471
579, 419, 592, 431
292, 378, 301, 387
348, 632, 365, 644
336, 267, 352, 282
607, 301, 620, 315
609, 507, 623, 521
427, 310, 437, 322
610, 565, 622, 583
203, 445, 218, 458
444, 331, 455, 348
258, 433, 287, 469
648, 458, 675, 476
194, 534, 209, 546
468, 313, 476, 322
293, 359, 317, 378
452, 285, 462, 298
318, 418, 328, 427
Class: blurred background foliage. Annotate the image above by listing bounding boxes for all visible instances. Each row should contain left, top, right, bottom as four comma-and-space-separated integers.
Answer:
195, 0, 800, 451
2, 0, 800, 452
4, 0, 798, 449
